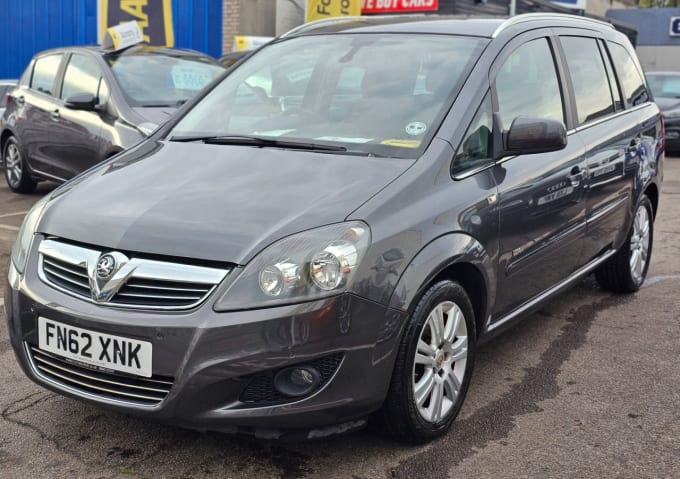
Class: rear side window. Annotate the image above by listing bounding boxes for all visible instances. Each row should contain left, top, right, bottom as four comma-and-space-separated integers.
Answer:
607, 42, 649, 107
560, 36, 615, 125
61, 54, 103, 100
599, 40, 623, 111
30, 54, 63, 95
495, 38, 564, 130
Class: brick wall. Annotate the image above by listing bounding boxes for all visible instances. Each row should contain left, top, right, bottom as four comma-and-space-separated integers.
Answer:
222, 0, 241, 54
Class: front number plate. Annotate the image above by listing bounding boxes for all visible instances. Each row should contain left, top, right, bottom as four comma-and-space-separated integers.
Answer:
38, 317, 152, 378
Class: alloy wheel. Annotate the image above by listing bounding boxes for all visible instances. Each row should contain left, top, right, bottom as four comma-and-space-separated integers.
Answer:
5, 142, 22, 188
412, 301, 468, 423
629, 204, 650, 284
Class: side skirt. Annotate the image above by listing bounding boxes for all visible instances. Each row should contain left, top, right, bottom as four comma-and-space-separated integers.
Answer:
485, 248, 618, 335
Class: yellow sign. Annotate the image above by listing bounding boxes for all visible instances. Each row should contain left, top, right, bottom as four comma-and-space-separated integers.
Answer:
233, 35, 274, 52
100, 0, 174, 47
306, 0, 361, 23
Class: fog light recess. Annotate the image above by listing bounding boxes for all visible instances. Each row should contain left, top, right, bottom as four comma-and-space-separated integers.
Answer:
273, 366, 321, 397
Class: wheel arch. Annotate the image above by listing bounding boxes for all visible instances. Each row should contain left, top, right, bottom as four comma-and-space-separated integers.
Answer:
387, 233, 495, 338
644, 182, 659, 220
0, 128, 15, 158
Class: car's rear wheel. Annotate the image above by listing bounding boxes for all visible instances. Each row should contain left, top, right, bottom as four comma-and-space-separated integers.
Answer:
374, 280, 475, 443
595, 195, 653, 293
3, 136, 37, 193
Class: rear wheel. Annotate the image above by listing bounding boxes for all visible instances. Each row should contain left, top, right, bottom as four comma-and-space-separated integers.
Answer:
595, 195, 653, 293
373, 280, 475, 443
3, 136, 36, 193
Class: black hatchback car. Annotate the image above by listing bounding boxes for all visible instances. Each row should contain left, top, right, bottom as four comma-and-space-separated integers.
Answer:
1, 45, 225, 193
6, 14, 663, 443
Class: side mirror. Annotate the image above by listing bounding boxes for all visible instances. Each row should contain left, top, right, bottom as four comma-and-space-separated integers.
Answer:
493, 114, 567, 159
64, 93, 97, 111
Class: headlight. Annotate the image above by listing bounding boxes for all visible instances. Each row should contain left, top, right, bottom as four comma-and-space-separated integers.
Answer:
214, 222, 370, 311
11, 197, 48, 274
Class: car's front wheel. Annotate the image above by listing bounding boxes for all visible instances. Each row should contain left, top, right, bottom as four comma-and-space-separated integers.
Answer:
374, 280, 475, 443
3, 136, 37, 194
595, 195, 654, 293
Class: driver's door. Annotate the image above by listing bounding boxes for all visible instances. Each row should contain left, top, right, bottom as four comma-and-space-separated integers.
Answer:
47, 53, 105, 180
490, 34, 588, 321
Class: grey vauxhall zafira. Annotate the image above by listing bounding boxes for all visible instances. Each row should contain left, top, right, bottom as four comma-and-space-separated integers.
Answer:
5, 14, 664, 443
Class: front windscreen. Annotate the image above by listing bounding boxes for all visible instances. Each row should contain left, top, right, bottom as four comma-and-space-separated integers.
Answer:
647, 74, 680, 99
170, 34, 486, 158
108, 54, 225, 106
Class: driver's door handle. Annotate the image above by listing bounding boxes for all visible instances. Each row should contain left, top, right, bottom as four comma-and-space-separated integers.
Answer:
51, 109, 61, 121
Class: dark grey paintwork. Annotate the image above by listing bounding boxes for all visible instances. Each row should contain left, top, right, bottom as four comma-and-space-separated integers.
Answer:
5, 15, 664, 437
38, 140, 413, 264
0, 45, 224, 183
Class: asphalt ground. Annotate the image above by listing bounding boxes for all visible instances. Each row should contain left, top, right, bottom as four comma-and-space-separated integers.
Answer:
1, 157, 679, 479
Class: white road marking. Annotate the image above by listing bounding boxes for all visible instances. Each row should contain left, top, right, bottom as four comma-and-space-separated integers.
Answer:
642, 274, 680, 287
0, 224, 20, 232
0, 210, 28, 218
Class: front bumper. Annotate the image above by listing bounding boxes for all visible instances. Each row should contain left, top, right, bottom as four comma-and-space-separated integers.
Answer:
5, 247, 407, 438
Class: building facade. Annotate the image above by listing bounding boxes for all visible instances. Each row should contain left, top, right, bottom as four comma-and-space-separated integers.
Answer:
0, 0, 224, 79
607, 8, 680, 70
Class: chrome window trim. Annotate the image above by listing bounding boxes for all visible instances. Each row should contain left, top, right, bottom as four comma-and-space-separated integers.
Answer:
37, 239, 229, 311
573, 103, 651, 133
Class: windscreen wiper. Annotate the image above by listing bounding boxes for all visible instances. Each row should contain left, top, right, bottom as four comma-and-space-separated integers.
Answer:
169, 135, 348, 152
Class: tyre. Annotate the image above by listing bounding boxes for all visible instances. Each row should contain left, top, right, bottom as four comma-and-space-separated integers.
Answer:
595, 195, 653, 293
3, 136, 37, 194
374, 280, 476, 443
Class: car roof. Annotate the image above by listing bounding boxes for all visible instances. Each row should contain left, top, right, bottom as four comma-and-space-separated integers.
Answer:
33, 44, 216, 61
284, 13, 614, 39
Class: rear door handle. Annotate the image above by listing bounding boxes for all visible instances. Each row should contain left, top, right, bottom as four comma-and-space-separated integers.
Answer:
51, 109, 61, 120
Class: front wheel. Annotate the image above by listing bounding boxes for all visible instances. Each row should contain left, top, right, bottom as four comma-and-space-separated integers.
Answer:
3, 136, 37, 194
373, 280, 475, 443
595, 195, 654, 293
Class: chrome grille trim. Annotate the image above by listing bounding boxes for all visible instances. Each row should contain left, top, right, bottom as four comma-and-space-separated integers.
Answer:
26, 344, 173, 407
38, 239, 230, 310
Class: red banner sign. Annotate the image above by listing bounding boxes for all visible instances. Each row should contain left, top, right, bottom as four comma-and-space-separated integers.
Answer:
361, 0, 439, 13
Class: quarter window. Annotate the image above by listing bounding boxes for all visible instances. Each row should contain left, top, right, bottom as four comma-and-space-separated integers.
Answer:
61, 54, 103, 100
607, 42, 649, 107
30, 54, 63, 95
452, 92, 493, 176
560, 36, 615, 125
495, 39, 564, 130
599, 40, 623, 111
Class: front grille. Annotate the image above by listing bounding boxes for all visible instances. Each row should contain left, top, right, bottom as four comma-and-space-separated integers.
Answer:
241, 353, 344, 405
38, 239, 229, 310
111, 278, 215, 308
42, 256, 90, 295
27, 344, 173, 406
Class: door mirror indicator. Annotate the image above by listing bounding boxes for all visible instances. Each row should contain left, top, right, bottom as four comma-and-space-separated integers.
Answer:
493, 114, 567, 160
64, 93, 97, 111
